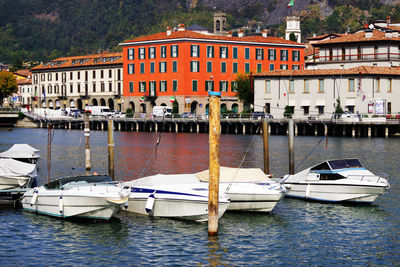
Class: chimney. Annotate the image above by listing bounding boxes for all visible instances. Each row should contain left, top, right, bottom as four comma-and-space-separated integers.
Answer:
393, 31, 399, 38
387, 16, 391, 25
385, 29, 393, 38
178, 24, 185, 31
365, 29, 373, 38
226, 30, 232, 37
238, 29, 244, 37
313, 33, 316, 37
262, 29, 267, 38
166, 26, 172, 36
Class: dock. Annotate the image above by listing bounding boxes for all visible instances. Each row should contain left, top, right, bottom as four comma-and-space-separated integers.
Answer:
0, 189, 27, 208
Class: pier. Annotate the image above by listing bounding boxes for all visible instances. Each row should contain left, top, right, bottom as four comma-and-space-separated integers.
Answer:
20, 113, 400, 138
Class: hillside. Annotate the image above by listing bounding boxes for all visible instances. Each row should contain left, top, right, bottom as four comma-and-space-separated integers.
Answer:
0, 0, 399, 66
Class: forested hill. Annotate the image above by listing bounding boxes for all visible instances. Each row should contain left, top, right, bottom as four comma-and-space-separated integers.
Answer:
0, 0, 399, 66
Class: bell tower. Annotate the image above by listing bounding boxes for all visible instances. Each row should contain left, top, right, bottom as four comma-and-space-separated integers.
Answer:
214, 12, 227, 35
285, 16, 301, 43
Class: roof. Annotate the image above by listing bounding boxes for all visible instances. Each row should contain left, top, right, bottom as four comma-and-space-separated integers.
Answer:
254, 66, 400, 78
120, 30, 305, 47
14, 69, 31, 77
306, 33, 345, 41
32, 51, 123, 71
16, 78, 32, 85
315, 29, 400, 46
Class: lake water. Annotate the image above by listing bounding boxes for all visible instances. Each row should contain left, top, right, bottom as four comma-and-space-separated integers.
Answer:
0, 128, 399, 266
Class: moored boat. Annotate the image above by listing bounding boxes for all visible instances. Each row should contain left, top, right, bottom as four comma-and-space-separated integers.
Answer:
0, 144, 40, 164
281, 159, 390, 204
0, 158, 37, 190
21, 175, 130, 220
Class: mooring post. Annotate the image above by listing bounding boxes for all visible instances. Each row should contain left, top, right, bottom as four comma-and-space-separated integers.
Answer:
84, 113, 91, 175
47, 123, 52, 183
263, 119, 269, 175
208, 91, 221, 236
288, 119, 295, 175
108, 119, 115, 181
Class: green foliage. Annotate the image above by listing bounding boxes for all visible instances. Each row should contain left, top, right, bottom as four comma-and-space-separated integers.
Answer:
289, 32, 297, 42
172, 100, 179, 114
234, 73, 253, 106
0, 71, 18, 105
126, 107, 133, 114
334, 98, 344, 117
284, 105, 294, 118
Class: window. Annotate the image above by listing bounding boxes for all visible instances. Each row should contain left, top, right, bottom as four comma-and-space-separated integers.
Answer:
70, 84, 73, 93
220, 81, 228, 92
269, 64, 274, 71
92, 83, 96, 92
109, 69, 112, 78
77, 72, 80, 80
303, 106, 309, 115
257, 63, 262, 73
191, 61, 199, 72
349, 78, 355, 92
207, 62, 212, 73
245, 47, 250, 59
150, 62, 155, 73
161, 46, 167, 58
171, 45, 178, 57
192, 80, 198, 92
292, 50, 300, 61
160, 81, 167, 92
55, 73, 58, 81
139, 81, 146, 92
233, 47, 238, 59
329, 48, 333, 61
149, 47, 156, 59
149, 81, 156, 96
221, 62, 226, 73
245, 63, 250, 73
101, 82, 105, 92
289, 79, 294, 93
41, 74, 45, 81
268, 49, 276, 60
292, 65, 300, 70
129, 81, 134, 93
172, 61, 177, 72
231, 81, 238, 92
77, 84, 81, 93
280, 50, 288, 61
388, 78, 392, 92
233, 62, 238, 73
319, 79, 324, 93
342, 47, 346, 60
266, 80, 271, 94
375, 78, 380, 92
109, 82, 112, 92
256, 48, 264, 60
48, 85, 52, 94
220, 46, 228, 58
139, 48, 146, 59
191, 45, 200, 57
160, 62, 167, 73
128, 48, 135, 60
173, 80, 178, 92
118, 69, 121, 80
48, 73, 52, 81
304, 79, 309, 93
128, 64, 135, 74
207, 46, 214, 58
140, 63, 145, 74
205, 80, 214, 91
280, 64, 288, 70
357, 46, 362, 60
318, 106, 324, 115
92, 70, 96, 79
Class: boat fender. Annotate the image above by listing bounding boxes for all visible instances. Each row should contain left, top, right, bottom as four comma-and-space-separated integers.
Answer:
124, 201, 129, 210
30, 189, 38, 206
59, 196, 64, 214
305, 183, 311, 198
145, 193, 156, 213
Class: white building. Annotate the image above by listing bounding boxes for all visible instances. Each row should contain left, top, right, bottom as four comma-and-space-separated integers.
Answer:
31, 51, 123, 111
17, 78, 33, 106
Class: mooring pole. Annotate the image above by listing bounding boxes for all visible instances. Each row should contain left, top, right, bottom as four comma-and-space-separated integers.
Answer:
288, 119, 295, 174
108, 119, 115, 181
47, 123, 52, 183
262, 119, 269, 175
208, 91, 221, 236
84, 113, 91, 175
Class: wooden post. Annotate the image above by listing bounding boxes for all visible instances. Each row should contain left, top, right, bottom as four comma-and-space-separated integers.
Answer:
47, 123, 52, 183
288, 119, 295, 175
208, 91, 221, 236
84, 113, 91, 175
262, 119, 269, 175
108, 120, 115, 181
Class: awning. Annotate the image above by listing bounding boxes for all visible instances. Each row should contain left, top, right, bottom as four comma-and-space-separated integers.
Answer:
315, 99, 326, 106
300, 100, 310, 106
345, 99, 356, 106
288, 100, 296, 106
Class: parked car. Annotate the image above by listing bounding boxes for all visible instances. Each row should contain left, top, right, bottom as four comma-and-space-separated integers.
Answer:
181, 112, 195, 118
251, 112, 273, 119
113, 111, 126, 118
341, 111, 358, 118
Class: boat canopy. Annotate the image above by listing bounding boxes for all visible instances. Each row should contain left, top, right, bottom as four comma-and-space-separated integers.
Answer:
0, 144, 40, 159
0, 158, 37, 178
196, 167, 271, 183
45, 175, 114, 189
311, 159, 363, 171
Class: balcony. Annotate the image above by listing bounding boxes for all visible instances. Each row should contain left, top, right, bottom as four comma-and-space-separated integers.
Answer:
316, 52, 400, 63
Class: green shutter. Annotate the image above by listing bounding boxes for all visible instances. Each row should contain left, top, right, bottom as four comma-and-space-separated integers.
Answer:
226, 47, 228, 58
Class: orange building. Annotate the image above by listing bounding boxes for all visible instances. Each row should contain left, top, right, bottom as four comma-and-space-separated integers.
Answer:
120, 24, 306, 115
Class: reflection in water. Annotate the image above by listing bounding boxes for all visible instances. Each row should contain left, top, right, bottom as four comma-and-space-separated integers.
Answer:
0, 128, 400, 265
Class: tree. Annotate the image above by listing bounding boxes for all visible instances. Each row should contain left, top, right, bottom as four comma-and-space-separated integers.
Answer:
0, 71, 17, 106
289, 32, 297, 42
334, 98, 344, 118
234, 73, 253, 108
172, 99, 179, 114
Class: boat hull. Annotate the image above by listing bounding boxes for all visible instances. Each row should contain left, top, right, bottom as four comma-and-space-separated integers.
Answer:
284, 182, 387, 203
0, 175, 30, 190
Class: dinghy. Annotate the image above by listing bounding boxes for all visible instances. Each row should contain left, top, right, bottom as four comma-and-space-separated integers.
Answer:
281, 159, 390, 203
0, 158, 37, 190
21, 175, 130, 220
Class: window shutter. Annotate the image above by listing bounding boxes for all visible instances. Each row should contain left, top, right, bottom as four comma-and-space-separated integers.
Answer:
176, 46, 179, 57
197, 45, 200, 57
226, 47, 228, 58
190, 62, 193, 72
219, 81, 222, 92
205, 81, 208, 91
191, 45, 193, 56
262, 49, 264, 60
220, 47, 222, 58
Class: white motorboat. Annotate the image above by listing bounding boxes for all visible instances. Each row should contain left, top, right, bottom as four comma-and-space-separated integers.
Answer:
0, 158, 37, 190
281, 159, 390, 204
21, 175, 130, 220
123, 174, 230, 222
195, 167, 286, 212
0, 144, 40, 164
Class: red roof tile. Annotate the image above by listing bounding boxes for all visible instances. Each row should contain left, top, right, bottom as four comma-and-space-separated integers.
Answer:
14, 69, 32, 77
315, 29, 400, 45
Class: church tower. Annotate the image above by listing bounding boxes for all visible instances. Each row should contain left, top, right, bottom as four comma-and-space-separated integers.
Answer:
214, 12, 227, 35
285, 16, 301, 43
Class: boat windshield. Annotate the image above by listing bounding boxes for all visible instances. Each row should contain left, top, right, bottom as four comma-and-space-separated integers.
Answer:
44, 175, 113, 189
328, 159, 363, 170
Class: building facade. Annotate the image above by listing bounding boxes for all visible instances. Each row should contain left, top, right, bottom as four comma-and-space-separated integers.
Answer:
119, 25, 306, 115
31, 52, 123, 111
